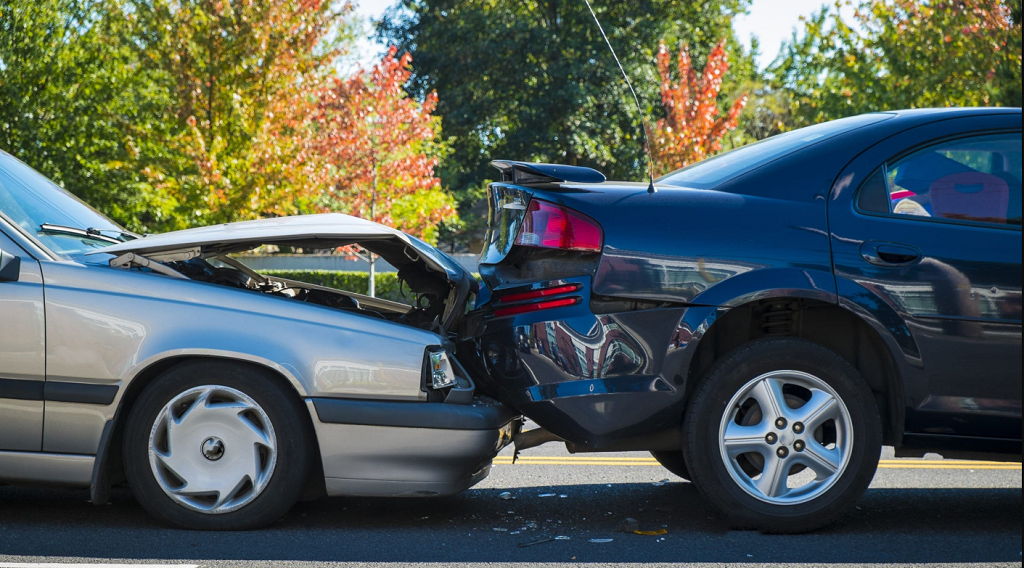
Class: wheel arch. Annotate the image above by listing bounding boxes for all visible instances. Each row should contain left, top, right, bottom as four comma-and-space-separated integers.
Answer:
684, 296, 906, 447
90, 354, 325, 505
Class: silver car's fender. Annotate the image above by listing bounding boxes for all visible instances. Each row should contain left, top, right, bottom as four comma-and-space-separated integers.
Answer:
40, 260, 444, 458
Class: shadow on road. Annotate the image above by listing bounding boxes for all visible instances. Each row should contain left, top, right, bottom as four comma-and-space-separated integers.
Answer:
0, 482, 1020, 564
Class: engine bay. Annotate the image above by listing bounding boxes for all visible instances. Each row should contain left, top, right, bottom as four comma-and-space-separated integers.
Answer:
169, 257, 451, 333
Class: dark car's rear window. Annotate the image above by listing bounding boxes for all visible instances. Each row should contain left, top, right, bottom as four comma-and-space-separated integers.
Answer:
657, 113, 894, 190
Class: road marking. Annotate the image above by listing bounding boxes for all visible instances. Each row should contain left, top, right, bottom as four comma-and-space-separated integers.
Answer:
0, 565, 199, 568
492, 456, 1021, 470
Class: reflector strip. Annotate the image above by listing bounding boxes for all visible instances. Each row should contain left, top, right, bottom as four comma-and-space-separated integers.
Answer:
498, 283, 582, 304
493, 297, 580, 317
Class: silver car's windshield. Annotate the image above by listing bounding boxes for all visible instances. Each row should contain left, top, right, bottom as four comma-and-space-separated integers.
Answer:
0, 150, 127, 262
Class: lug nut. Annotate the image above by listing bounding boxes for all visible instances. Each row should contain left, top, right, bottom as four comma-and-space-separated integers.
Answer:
775, 417, 787, 429
765, 432, 778, 445
793, 422, 804, 434
776, 446, 789, 458
794, 440, 805, 452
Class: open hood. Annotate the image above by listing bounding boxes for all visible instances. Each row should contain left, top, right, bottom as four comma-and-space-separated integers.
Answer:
90, 213, 474, 334
90, 213, 467, 283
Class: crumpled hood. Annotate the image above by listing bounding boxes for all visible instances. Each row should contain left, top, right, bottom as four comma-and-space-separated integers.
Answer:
89, 213, 466, 282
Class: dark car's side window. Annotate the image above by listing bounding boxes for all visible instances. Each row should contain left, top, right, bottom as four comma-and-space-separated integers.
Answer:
857, 132, 1022, 228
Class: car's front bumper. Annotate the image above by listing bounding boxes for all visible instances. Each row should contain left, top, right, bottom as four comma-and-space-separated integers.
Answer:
306, 395, 520, 497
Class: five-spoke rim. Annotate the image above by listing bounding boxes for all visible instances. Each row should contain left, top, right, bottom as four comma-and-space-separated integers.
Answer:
148, 385, 277, 515
718, 370, 853, 505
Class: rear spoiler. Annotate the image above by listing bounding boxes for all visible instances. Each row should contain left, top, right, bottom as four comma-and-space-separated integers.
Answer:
490, 160, 606, 185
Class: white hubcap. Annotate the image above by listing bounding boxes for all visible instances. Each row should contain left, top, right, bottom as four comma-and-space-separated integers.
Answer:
148, 385, 277, 514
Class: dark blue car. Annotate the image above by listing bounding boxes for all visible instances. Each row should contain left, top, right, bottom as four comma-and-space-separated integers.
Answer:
463, 108, 1022, 532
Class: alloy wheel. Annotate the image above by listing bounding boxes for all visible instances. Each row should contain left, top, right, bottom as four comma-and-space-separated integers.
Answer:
717, 370, 853, 505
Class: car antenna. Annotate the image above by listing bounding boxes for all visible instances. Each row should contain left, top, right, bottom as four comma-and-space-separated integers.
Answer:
581, 0, 657, 193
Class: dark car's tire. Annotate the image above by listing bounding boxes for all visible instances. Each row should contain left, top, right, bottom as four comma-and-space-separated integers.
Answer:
682, 338, 881, 533
651, 451, 690, 481
123, 360, 314, 530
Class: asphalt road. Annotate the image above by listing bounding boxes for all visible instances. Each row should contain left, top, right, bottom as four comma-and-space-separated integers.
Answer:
0, 445, 1020, 568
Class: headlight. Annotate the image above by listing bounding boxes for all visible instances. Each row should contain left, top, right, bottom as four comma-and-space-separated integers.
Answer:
428, 350, 457, 389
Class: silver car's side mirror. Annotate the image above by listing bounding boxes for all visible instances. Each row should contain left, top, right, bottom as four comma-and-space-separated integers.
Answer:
0, 248, 21, 282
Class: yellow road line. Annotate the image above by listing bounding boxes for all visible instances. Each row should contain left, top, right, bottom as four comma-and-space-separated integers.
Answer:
492, 456, 1021, 470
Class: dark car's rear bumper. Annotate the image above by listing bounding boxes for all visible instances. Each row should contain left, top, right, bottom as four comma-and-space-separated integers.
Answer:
472, 275, 722, 447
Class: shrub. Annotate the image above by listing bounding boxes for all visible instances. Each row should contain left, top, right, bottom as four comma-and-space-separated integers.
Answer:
262, 270, 412, 303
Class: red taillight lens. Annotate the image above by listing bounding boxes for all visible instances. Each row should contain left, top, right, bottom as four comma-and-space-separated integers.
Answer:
514, 199, 603, 252
493, 297, 580, 317
497, 283, 582, 304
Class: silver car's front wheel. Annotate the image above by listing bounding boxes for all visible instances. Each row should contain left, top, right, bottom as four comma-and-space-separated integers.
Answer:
148, 385, 278, 514
124, 361, 313, 530
718, 370, 853, 505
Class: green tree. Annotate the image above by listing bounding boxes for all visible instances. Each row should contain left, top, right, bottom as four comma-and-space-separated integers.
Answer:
378, 0, 754, 246
125, 0, 357, 229
772, 0, 1022, 128
0, 0, 177, 231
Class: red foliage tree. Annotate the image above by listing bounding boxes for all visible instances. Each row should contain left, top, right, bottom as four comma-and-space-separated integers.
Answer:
277, 46, 455, 293
652, 40, 747, 173
307, 47, 450, 233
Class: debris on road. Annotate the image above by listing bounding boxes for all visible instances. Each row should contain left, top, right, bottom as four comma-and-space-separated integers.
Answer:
538, 493, 557, 498
498, 491, 514, 500
652, 478, 670, 486
559, 494, 568, 498
618, 518, 640, 533
554, 536, 570, 540
634, 529, 668, 536
589, 538, 614, 543
492, 527, 508, 532
517, 536, 555, 548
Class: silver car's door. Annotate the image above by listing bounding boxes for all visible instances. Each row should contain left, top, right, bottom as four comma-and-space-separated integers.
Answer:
0, 229, 45, 451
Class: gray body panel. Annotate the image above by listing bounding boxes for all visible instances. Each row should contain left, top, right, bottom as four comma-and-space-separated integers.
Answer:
307, 401, 511, 497
35, 259, 442, 456
1, 207, 514, 496
0, 237, 45, 452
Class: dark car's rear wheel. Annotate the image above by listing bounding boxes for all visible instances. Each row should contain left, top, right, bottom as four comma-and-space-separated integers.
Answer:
650, 451, 690, 481
124, 360, 313, 530
683, 338, 881, 533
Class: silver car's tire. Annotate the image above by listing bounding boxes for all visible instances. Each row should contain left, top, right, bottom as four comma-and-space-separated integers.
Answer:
124, 361, 314, 530
682, 338, 881, 533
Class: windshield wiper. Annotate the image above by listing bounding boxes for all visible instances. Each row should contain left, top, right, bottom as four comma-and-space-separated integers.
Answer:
39, 223, 123, 245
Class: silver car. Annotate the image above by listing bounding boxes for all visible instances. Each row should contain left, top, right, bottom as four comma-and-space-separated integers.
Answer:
0, 150, 519, 530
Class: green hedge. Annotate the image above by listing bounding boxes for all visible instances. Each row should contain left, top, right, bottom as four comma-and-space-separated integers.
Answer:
262, 270, 412, 303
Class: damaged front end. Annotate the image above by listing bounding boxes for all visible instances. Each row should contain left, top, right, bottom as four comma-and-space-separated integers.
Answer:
91, 213, 477, 338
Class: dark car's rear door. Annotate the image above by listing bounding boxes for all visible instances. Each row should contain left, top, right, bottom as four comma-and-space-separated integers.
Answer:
829, 114, 1022, 444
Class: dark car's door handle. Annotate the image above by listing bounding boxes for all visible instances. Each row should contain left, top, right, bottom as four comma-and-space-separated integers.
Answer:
860, 242, 922, 266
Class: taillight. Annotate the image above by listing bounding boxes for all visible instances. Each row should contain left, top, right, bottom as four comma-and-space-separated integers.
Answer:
492, 282, 583, 318
493, 297, 580, 317
498, 283, 582, 304
514, 199, 603, 252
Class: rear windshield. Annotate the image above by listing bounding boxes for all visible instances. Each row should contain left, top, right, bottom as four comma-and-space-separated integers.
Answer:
657, 113, 894, 189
